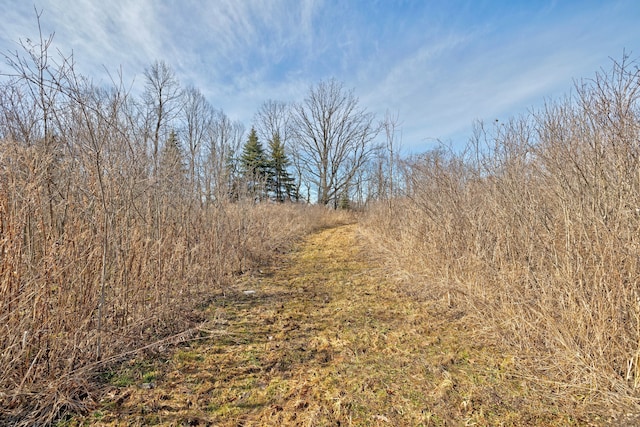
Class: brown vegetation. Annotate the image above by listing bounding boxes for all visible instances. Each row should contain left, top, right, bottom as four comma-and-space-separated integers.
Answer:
69, 225, 593, 426
364, 54, 640, 414
3, 15, 639, 426
0, 146, 340, 425
0, 22, 348, 425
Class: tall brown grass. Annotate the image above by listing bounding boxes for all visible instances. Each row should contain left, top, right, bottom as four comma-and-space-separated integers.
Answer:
364, 55, 640, 409
0, 32, 347, 425
0, 137, 336, 425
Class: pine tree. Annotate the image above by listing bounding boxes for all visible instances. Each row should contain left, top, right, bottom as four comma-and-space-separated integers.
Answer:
240, 127, 269, 199
268, 133, 296, 202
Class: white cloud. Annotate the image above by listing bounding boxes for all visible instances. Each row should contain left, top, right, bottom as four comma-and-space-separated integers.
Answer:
357, 1, 640, 151
1, 0, 638, 152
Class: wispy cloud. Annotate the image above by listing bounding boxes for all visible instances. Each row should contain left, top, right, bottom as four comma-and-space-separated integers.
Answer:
358, 0, 640, 149
1, 0, 638, 151
1, 0, 165, 86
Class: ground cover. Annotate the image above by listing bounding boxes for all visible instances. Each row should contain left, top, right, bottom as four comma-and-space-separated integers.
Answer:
67, 224, 609, 426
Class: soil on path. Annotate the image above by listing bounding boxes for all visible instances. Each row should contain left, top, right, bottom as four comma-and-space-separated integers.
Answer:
76, 224, 604, 426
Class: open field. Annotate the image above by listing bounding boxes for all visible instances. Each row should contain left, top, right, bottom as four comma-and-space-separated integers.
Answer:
61, 224, 618, 426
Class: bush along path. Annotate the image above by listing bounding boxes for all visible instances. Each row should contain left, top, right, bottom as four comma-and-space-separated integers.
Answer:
71, 224, 609, 426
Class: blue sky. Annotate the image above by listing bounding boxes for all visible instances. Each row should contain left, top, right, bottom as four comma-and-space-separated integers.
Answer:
1, 0, 638, 153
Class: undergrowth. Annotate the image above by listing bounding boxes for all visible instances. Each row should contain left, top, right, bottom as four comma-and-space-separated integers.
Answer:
362, 55, 640, 417
67, 224, 609, 426
0, 200, 347, 426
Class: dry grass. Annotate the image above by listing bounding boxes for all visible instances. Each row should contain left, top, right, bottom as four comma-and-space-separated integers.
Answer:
64, 224, 608, 426
0, 32, 355, 425
362, 55, 640, 417
0, 163, 344, 426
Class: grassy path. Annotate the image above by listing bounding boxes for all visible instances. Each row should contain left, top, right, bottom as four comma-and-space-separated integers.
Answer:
75, 224, 598, 426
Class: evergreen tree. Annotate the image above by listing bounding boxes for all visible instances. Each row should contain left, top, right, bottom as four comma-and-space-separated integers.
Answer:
268, 133, 296, 202
240, 127, 269, 199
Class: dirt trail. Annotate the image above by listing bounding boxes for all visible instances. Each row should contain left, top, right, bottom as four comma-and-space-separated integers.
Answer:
76, 224, 599, 426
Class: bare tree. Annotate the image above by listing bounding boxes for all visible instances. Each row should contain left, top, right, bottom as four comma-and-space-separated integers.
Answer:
382, 110, 401, 204
181, 86, 212, 201
291, 79, 379, 206
142, 60, 182, 176
254, 99, 290, 144
204, 109, 244, 202
1, 8, 58, 148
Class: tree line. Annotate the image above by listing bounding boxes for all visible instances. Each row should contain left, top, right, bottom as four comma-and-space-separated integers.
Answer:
136, 64, 398, 209
0, 50, 397, 211
0, 33, 400, 211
